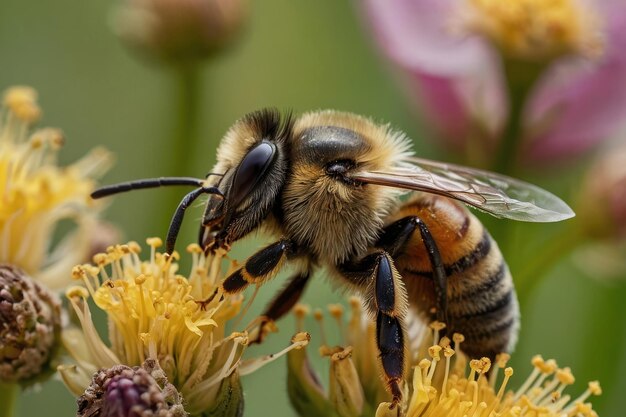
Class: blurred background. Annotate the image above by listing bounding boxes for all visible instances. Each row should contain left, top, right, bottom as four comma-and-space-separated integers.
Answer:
1, 0, 625, 415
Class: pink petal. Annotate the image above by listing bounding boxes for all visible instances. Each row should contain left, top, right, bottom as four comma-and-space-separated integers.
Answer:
363, 0, 507, 142
408, 73, 471, 145
363, 0, 490, 77
526, 3, 626, 162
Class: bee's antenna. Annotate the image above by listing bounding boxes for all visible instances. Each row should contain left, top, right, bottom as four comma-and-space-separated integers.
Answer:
91, 177, 206, 199
166, 186, 223, 255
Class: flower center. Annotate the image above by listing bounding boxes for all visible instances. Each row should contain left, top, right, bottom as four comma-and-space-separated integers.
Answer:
461, 0, 603, 60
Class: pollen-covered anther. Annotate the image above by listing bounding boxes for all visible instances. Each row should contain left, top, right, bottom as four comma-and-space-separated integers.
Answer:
589, 381, 602, 396
541, 359, 558, 375
429, 321, 446, 331
134, 274, 147, 285
291, 332, 311, 346
186, 243, 203, 254
443, 346, 455, 358
293, 304, 310, 319
556, 367, 575, 385
496, 352, 511, 368
66, 286, 89, 299
2, 86, 41, 122
428, 345, 442, 361
146, 237, 163, 248
531, 354, 545, 367
71, 266, 87, 280
438, 336, 451, 349
127, 241, 141, 254
328, 303, 344, 320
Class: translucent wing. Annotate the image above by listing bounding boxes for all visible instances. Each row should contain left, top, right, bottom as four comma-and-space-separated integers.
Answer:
351, 156, 574, 222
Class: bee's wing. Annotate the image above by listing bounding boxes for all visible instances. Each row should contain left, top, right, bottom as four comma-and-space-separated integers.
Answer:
352, 156, 574, 222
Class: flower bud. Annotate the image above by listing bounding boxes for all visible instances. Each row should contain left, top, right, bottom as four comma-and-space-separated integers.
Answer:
77, 358, 186, 417
577, 145, 626, 240
113, 0, 247, 65
0, 264, 61, 383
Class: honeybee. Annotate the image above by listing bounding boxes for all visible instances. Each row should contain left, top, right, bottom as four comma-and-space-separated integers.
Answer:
93, 109, 573, 406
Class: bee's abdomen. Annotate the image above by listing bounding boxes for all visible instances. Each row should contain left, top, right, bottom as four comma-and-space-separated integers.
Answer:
444, 234, 519, 360
391, 194, 519, 360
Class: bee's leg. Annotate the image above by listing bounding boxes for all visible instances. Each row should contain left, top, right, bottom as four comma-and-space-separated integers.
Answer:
377, 216, 448, 325
251, 270, 311, 344
221, 239, 299, 293
338, 251, 407, 407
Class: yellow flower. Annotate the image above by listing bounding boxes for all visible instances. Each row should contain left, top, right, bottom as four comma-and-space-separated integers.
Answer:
288, 298, 602, 417
59, 238, 309, 415
0, 86, 113, 290
457, 0, 604, 60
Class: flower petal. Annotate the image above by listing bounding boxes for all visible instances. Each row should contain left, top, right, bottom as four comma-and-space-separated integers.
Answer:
526, 3, 626, 161
363, 0, 489, 76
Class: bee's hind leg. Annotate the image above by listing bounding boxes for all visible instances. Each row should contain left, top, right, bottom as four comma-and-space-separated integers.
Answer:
377, 216, 448, 325
338, 251, 407, 408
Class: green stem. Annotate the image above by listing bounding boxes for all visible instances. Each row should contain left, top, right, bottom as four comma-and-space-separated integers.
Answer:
172, 65, 202, 177
493, 59, 546, 176
490, 59, 549, 257
0, 382, 19, 417
516, 225, 586, 302
157, 65, 204, 241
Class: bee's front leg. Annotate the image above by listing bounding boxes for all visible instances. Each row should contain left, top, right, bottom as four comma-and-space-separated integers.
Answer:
221, 239, 308, 343
221, 239, 299, 293
338, 251, 408, 408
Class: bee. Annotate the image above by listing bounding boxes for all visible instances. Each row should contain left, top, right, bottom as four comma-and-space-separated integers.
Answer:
92, 109, 573, 406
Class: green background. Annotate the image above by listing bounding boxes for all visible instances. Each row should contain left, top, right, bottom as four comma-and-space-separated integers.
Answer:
1, 0, 624, 416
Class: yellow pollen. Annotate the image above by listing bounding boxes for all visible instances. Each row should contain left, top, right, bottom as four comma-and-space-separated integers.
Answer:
186, 243, 203, 253
291, 332, 311, 346
71, 266, 86, 280
462, 0, 604, 60
3, 86, 41, 122
66, 286, 89, 299
429, 321, 446, 331
443, 346, 455, 358
328, 303, 343, 320
493, 354, 509, 369
128, 241, 141, 254
439, 336, 451, 348
293, 304, 310, 318
453, 333, 465, 344
557, 367, 575, 385
348, 296, 361, 309
146, 237, 163, 247
588, 381, 602, 396
428, 345, 442, 361
541, 359, 558, 374
532, 354, 545, 368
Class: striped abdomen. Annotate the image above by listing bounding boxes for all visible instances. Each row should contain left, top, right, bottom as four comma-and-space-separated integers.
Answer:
387, 193, 520, 360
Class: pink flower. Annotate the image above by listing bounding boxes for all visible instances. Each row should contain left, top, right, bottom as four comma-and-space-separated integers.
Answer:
363, 0, 626, 165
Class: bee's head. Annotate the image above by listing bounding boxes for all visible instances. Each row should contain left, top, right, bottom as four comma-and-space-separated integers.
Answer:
202, 109, 293, 250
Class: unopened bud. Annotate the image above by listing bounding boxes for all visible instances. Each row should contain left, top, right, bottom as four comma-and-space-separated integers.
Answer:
77, 358, 186, 417
577, 145, 626, 240
113, 0, 247, 65
0, 265, 61, 383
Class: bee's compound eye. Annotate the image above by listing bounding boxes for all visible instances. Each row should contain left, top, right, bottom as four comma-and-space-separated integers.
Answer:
230, 141, 276, 207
